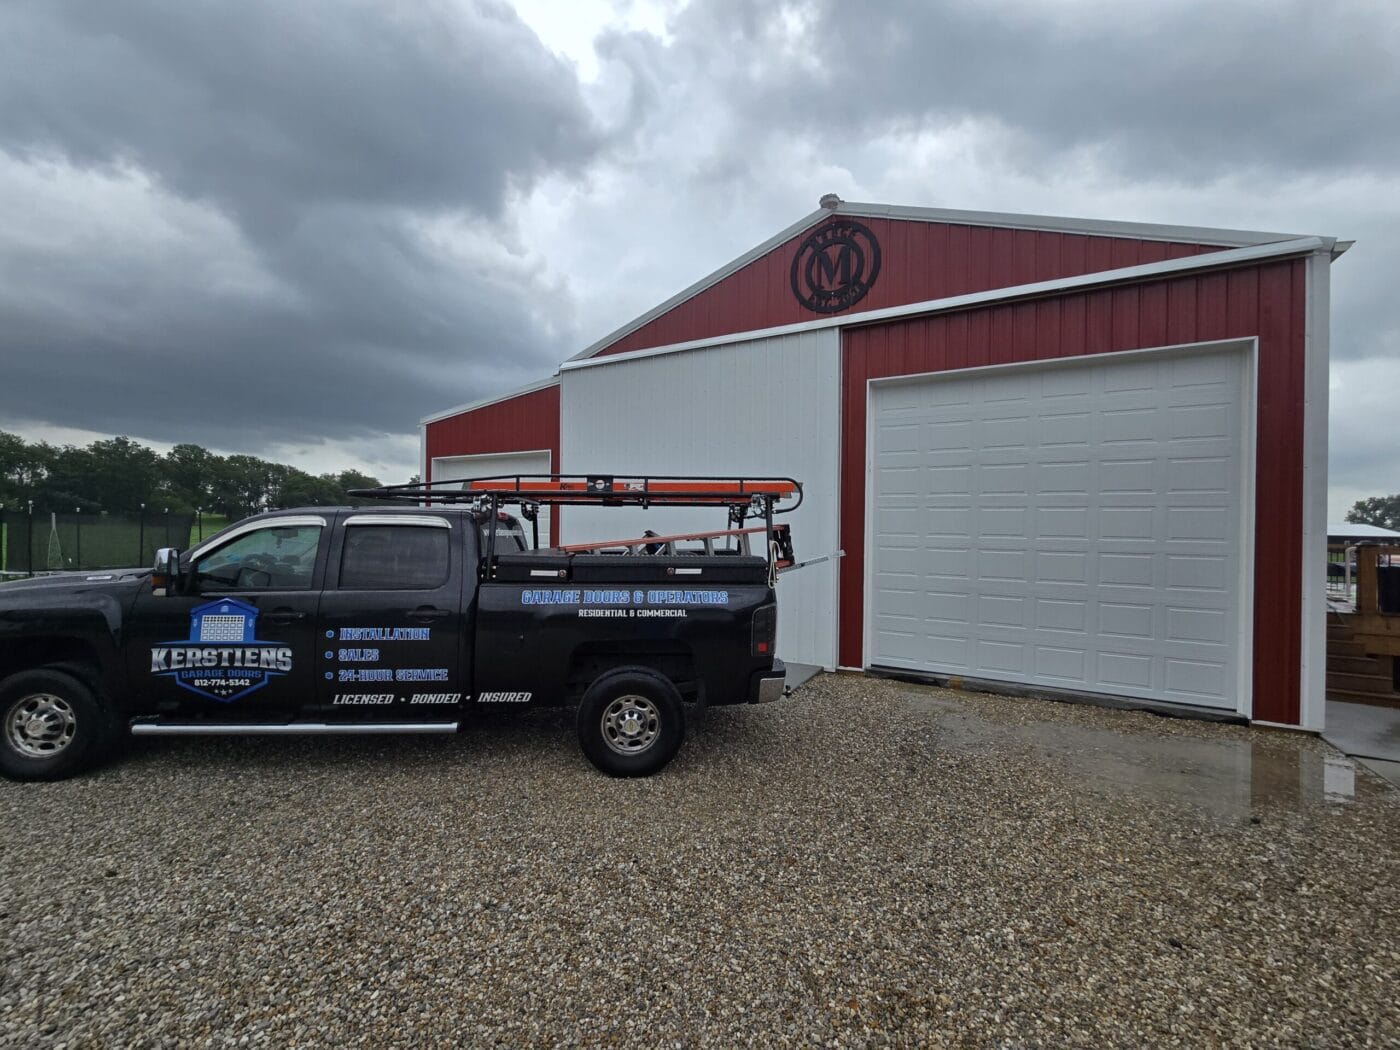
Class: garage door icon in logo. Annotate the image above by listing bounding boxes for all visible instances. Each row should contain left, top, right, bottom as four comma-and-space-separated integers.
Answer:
790, 219, 882, 314
149, 597, 295, 702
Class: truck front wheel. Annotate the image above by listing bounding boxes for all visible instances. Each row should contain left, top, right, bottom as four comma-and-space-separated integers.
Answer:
577, 667, 685, 777
0, 668, 114, 782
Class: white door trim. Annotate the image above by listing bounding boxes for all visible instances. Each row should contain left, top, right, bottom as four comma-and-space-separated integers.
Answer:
862, 336, 1258, 719
1300, 250, 1332, 732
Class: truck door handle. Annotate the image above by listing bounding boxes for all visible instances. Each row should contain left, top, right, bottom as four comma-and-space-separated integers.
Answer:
408, 606, 451, 623
266, 608, 308, 624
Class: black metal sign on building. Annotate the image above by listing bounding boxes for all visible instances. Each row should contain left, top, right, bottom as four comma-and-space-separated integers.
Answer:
790, 219, 881, 314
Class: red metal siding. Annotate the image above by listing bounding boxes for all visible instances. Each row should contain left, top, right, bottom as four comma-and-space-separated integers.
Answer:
424, 384, 561, 545
595, 219, 1218, 357
839, 259, 1308, 725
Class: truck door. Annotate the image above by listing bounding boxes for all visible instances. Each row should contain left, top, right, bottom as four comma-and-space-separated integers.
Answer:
124, 515, 329, 722
312, 514, 464, 721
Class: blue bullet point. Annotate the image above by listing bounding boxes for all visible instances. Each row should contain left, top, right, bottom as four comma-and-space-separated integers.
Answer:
324, 650, 334, 660
325, 630, 334, 639
324, 671, 333, 680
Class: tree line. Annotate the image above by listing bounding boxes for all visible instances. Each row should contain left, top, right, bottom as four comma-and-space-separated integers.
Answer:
1347, 494, 1400, 532
0, 431, 405, 519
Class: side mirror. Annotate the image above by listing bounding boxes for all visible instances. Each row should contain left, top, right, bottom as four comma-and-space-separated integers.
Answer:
152, 547, 183, 596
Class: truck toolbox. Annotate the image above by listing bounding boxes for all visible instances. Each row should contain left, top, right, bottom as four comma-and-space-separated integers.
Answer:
569, 554, 769, 584
492, 552, 572, 582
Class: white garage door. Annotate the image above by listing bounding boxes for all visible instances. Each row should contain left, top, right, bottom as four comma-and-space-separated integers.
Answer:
869, 346, 1248, 711
431, 450, 552, 549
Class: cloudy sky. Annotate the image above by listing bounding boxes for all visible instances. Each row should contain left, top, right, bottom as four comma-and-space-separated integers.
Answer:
1, 0, 1397, 517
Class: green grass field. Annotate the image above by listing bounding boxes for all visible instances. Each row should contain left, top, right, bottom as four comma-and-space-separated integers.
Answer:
1, 512, 232, 575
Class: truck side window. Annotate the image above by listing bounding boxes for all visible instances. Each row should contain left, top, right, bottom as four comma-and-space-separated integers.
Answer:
340, 526, 450, 590
193, 525, 323, 592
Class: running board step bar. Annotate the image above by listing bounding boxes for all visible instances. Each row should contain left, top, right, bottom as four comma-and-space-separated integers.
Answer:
130, 722, 458, 736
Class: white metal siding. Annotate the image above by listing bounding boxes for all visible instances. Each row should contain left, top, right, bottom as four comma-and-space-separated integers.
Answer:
868, 345, 1249, 711
560, 330, 841, 668
430, 450, 552, 547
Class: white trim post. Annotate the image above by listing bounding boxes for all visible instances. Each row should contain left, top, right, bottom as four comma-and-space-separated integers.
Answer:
1299, 250, 1333, 732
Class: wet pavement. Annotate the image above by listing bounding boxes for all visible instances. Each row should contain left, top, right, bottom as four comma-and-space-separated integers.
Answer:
908, 691, 1366, 818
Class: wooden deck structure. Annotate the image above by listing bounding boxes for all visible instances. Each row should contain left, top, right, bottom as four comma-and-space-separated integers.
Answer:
1327, 545, 1400, 707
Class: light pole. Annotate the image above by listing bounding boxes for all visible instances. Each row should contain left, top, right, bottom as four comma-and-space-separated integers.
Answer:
74, 506, 81, 568
138, 502, 145, 565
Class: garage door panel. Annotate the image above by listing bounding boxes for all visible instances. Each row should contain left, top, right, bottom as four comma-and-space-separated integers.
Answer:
1037, 551, 1088, 584
1037, 506, 1090, 540
977, 593, 1027, 627
980, 462, 1030, 493
1164, 554, 1230, 591
1039, 459, 1092, 494
977, 639, 1027, 673
1034, 645, 1087, 682
1099, 458, 1157, 495
1164, 658, 1230, 701
1101, 407, 1160, 445
921, 589, 973, 621
1099, 552, 1154, 587
1166, 456, 1231, 493
1097, 651, 1155, 690
1098, 602, 1155, 639
928, 547, 975, 579
1098, 506, 1155, 541
1036, 598, 1088, 634
870, 346, 1245, 711
1041, 411, 1093, 447
978, 549, 1028, 582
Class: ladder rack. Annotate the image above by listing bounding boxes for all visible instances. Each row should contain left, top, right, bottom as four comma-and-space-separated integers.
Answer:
351, 473, 801, 512
349, 474, 802, 576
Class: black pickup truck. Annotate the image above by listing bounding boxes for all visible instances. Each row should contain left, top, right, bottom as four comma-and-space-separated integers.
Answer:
0, 475, 797, 782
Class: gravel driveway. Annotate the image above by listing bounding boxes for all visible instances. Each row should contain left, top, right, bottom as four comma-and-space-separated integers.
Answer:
2, 675, 1398, 1048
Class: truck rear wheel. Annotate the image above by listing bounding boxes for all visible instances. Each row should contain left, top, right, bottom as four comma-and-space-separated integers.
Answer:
577, 667, 685, 777
0, 668, 113, 782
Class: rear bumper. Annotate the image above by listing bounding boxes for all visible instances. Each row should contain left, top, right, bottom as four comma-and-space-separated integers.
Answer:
749, 659, 787, 704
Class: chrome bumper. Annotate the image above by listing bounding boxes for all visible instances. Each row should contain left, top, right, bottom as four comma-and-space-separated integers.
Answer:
750, 659, 787, 704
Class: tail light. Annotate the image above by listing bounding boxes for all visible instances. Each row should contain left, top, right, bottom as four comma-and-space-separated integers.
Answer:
752, 603, 776, 657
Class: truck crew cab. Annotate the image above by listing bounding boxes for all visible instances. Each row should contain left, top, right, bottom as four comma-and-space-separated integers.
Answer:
0, 475, 797, 782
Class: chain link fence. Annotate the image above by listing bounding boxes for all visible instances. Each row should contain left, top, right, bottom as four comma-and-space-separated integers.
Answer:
1, 510, 196, 577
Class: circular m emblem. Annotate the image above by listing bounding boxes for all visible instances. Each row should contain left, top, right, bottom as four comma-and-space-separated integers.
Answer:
790, 219, 881, 314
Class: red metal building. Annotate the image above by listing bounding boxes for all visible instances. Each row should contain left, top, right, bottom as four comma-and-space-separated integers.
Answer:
423, 199, 1345, 730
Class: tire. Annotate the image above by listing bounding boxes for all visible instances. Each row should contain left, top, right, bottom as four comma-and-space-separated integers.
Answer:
0, 668, 114, 782
577, 666, 685, 777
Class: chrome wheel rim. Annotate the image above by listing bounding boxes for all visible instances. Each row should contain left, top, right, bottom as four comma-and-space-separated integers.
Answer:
5, 693, 78, 759
601, 694, 660, 756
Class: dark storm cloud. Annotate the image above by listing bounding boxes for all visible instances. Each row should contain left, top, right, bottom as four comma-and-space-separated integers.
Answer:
0, 0, 601, 450
677, 0, 1400, 180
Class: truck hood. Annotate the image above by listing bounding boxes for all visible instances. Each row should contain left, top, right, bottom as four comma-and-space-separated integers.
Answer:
0, 568, 149, 599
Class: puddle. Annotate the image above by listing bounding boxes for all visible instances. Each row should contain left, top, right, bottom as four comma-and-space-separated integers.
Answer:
903, 691, 1359, 818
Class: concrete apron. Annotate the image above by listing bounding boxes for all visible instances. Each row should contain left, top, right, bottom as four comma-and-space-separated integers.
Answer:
1324, 701, 1400, 789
